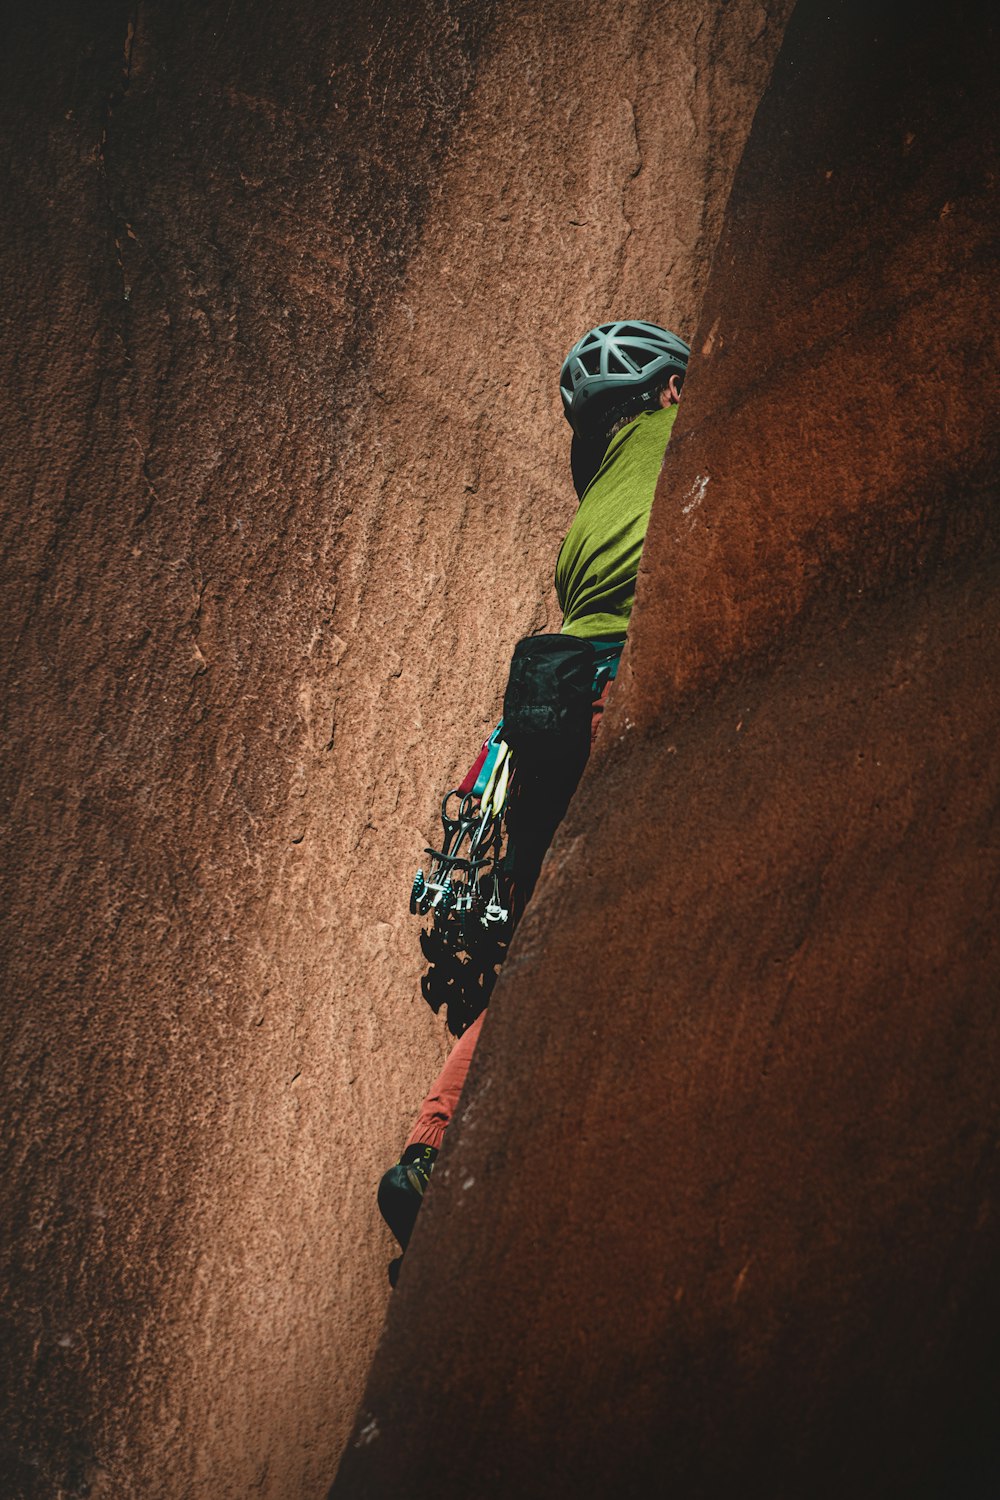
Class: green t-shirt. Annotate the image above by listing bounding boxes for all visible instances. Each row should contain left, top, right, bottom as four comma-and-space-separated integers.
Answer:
556, 405, 678, 640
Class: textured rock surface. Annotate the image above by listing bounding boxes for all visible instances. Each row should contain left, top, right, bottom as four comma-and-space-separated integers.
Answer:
0, 1, 788, 1495
335, 1, 1000, 1496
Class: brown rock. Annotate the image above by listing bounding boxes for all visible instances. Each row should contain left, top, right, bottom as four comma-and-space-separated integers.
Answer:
0, 1, 787, 1495
334, 1, 1000, 1496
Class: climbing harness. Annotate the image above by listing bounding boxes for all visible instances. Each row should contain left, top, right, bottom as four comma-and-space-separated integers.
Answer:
503, 634, 600, 761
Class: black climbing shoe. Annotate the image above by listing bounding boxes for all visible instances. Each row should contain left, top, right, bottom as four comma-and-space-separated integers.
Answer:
377, 1143, 438, 1251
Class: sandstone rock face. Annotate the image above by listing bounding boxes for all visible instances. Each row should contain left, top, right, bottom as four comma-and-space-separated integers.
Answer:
0, 2, 788, 1495
334, 1, 1000, 1496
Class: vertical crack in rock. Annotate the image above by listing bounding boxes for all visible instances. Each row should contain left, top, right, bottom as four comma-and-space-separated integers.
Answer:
617, 96, 644, 287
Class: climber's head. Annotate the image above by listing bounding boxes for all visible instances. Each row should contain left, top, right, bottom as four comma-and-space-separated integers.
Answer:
559, 320, 690, 445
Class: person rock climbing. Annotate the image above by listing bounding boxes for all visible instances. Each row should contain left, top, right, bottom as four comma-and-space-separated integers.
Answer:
378, 321, 690, 1273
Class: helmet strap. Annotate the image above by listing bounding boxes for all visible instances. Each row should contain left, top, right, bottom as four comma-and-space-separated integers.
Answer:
579, 388, 659, 443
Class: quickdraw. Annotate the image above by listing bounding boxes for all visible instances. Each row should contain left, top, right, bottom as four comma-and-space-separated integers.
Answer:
410, 729, 512, 949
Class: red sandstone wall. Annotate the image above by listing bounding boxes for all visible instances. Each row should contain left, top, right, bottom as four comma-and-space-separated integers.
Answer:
334, 0, 1000, 1495
0, 2, 788, 1495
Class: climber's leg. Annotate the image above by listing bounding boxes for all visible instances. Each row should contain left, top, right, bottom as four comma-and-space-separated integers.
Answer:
378, 1013, 485, 1255
404, 1010, 486, 1151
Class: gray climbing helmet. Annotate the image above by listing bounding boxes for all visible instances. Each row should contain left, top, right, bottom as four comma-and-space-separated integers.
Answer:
559, 320, 690, 440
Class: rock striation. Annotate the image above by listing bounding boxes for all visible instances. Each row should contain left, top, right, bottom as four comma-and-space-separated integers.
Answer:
0, 1, 788, 1495
334, 0, 1000, 1496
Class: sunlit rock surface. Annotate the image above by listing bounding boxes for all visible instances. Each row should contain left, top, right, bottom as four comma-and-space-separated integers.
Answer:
0, 1, 788, 1494
334, 0, 999, 1495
